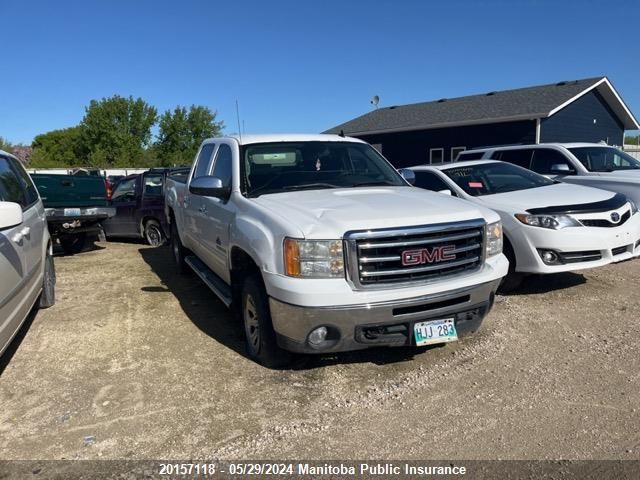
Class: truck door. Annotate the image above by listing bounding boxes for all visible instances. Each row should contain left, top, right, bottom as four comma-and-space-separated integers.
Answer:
105, 177, 139, 236
184, 143, 216, 256
197, 143, 235, 283
0, 156, 42, 352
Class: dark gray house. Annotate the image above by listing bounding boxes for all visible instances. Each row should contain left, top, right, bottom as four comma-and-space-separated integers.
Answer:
325, 77, 639, 168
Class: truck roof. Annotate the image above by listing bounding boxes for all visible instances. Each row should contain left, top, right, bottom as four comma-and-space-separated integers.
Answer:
466, 142, 613, 152
203, 133, 367, 146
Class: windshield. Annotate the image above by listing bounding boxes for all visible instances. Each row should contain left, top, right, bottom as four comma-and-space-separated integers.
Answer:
569, 147, 640, 172
442, 162, 554, 197
241, 141, 406, 197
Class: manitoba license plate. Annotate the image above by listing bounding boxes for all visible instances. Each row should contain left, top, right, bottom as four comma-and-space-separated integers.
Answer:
414, 318, 458, 346
64, 208, 81, 217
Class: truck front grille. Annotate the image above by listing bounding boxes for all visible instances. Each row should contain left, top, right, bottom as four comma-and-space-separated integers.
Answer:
344, 219, 485, 289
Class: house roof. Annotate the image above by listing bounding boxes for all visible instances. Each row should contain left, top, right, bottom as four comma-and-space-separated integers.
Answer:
325, 77, 640, 136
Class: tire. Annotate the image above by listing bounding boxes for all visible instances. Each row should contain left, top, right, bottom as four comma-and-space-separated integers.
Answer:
60, 233, 87, 255
170, 221, 190, 274
144, 220, 165, 247
39, 247, 56, 308
242, 274, 292, 368
498, 241, 524, 293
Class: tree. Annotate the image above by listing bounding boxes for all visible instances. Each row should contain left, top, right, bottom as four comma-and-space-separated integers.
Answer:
624, 135, 640, 146
79, 95, 157, 167
0, 136, 13, 153
156, 105, 224, 166
30, 127, 82, 167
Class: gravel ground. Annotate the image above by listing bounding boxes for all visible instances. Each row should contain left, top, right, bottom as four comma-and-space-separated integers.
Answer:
0, 241, 639, 461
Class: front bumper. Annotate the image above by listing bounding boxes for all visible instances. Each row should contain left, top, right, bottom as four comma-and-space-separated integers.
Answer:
270, 278, 501, 354
511, 213, 640, 274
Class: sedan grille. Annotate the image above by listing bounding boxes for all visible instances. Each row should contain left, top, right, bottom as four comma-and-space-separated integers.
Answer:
580, 210, 630, 228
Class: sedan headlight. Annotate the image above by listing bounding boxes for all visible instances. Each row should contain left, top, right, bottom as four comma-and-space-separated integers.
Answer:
515, 213, 581, 230
629, 200, 638, 215
284, 238, 344, 278
486, 221, 503, 257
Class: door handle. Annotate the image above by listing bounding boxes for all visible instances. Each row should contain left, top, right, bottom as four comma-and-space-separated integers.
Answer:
199, 205, 207, 214
11, 232, 24, 244
20, 227, 31, 237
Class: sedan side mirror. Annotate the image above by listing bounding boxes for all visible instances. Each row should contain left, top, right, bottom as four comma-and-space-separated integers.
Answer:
550, 163, 572, 174
0, 202, 23, 230
189, 176, 230, 200
398, 168, 416, 185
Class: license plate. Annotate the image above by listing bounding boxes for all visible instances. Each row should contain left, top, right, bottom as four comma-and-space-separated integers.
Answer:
414, 318, 458, 346
64, 208, 81, 217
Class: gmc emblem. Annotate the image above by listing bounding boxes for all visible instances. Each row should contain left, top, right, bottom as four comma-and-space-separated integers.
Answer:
402, 245, 456, 266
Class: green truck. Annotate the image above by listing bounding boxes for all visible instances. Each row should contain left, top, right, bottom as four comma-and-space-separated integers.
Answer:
30, 173, 115, 254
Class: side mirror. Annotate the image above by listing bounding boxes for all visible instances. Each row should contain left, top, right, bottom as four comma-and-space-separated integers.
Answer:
0, 202, 23, 230
550, 163, 572, 174
398, 169, 416, 185
189, 176, 230, 200
437, 189, 453, 196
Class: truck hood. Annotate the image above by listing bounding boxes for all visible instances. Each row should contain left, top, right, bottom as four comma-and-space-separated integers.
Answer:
252, 186, 497, 238
477, 183, 617, 213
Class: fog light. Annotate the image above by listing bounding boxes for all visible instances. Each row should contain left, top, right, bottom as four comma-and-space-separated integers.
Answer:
540, 250, 560, 265
308, 326, 328, 345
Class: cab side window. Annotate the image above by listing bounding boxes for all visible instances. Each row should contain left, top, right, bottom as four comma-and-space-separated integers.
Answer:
414, 171, 453, 193
143, 173, 164, 197
193, 143, 216, 179
531, 149, 574, 174
211, 144, 233, 188
112, 178, 137, 202
492, 149, 534, 168
0, 156, 35, 209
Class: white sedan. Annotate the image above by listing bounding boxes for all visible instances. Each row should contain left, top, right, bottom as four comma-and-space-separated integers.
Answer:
407, 160, 640, 290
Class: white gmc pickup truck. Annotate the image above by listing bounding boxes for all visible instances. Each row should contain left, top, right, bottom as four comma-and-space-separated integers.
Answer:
165, 134, 508, 367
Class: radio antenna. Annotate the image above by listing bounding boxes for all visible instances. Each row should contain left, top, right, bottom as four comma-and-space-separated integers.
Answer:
235, 99, 242, 142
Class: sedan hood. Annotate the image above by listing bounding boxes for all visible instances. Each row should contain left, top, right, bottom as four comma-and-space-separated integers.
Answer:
477, 183, 618, 213
253, 186, 497, 238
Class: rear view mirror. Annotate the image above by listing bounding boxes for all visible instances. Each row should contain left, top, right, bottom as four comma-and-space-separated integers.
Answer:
550, 163, 572, 174
189, 176, 230, 200
398, 169, 416, 185
0, 202, 23, 230
437, 189, 453, 196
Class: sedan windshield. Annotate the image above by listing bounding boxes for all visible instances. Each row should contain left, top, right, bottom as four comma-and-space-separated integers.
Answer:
241, 141, 406, 197
442, 162, 554, 197
569, 146, 640, 172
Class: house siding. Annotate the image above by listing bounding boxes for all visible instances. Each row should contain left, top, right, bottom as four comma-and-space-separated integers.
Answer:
356, 120, 537, 168
540, 90, 624, 146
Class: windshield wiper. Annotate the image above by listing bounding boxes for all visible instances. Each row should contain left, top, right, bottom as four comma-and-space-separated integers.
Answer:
351, 180, 397, 187
281, 183, 341, 192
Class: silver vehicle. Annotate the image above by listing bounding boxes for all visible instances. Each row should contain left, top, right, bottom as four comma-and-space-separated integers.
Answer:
0, 150, 55, 356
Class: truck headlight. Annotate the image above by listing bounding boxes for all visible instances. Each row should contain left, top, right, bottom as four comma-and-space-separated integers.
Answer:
284, 238, 344, 278
515, 213, 581, 229
486, 221, 503, 257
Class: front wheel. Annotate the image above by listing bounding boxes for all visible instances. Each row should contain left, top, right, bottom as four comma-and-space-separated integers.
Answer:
242, 274, 292, 368
144, 220, 165, 247
170, 220, 190, 274
39, 247, 56, 308
498, 241, 524, 293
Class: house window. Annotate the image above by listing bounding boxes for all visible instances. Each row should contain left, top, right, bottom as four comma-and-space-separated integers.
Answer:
429, 148, 444, 164
451, 146, 466, 162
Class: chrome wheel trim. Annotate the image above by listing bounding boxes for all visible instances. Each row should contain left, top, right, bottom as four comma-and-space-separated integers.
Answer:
244, 294, 260, 353
146, 225, 162, 246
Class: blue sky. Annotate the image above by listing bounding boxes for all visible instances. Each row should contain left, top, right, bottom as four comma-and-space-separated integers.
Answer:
1, 0, 639, 144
